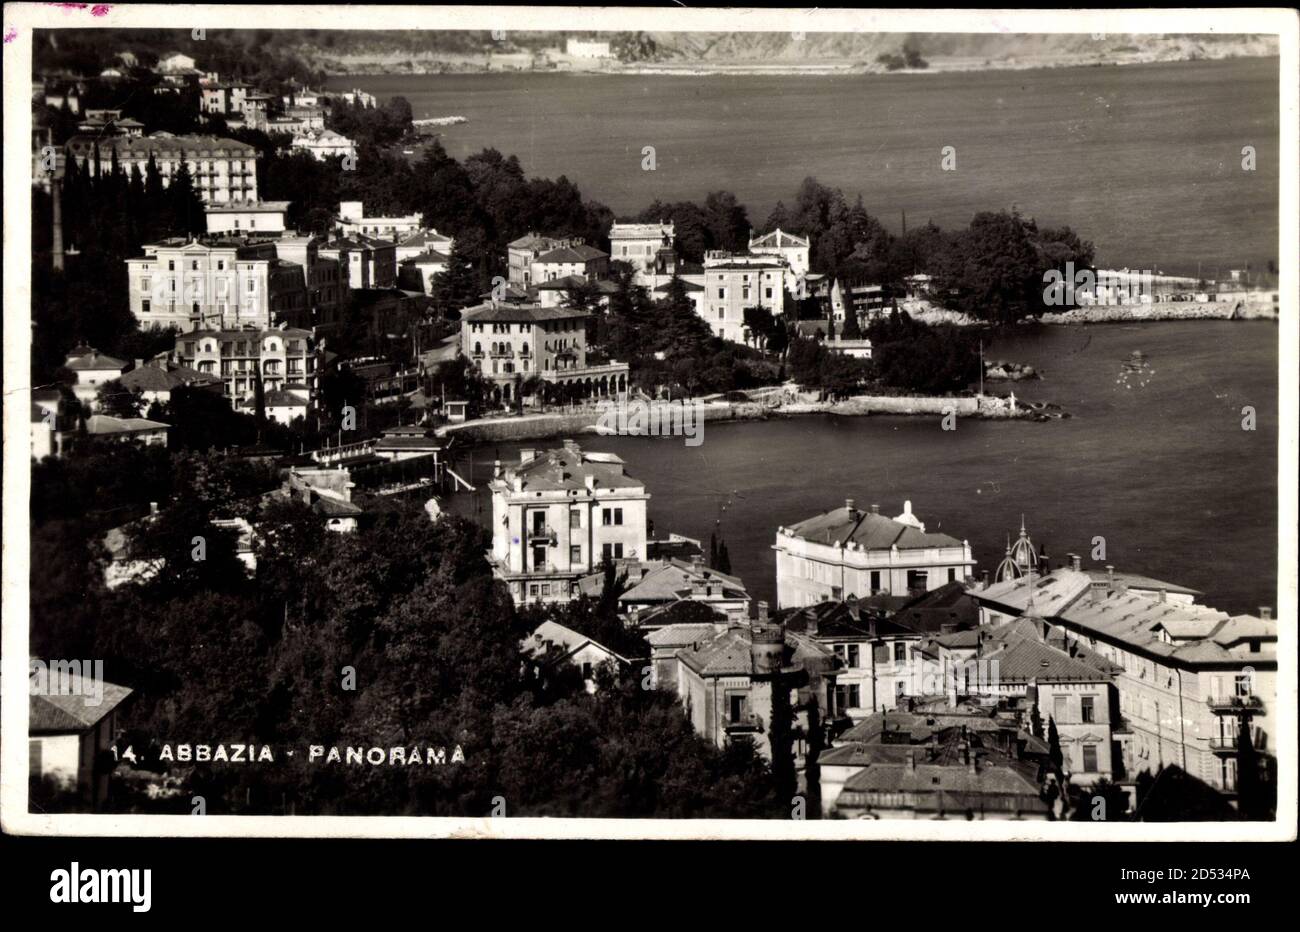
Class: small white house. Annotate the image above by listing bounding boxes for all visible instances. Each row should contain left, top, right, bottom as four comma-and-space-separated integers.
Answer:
522, 621, 628, 693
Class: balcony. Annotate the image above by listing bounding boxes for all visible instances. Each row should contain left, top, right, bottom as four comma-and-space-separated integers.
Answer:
1208, 731, 1263, 753
725, 714, 763, 735
1207, 694, 1263, 714
527, 525, 558, 544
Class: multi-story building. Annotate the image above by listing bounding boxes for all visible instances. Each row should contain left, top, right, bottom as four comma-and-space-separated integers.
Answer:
776, 581, 978, 721
912, 616, 1121, 786
973, 555, 1278, 797
397, 250, 449, 294
774, 499, 976, 608
668, 614, 844, 762
748, 227, 811, 282
530, 243, 609, 285
701, 252, 788, 343
126, 237, 313, 332
291, 130, 357, 162
175, 325, 317, 405
204, 200, 289, 236
336, 201, 423, 241
609, 221, 674, 274
65, 133, 259, 204
488, 441, 650, 605
200, 81, 253, 117
318, 234, 397, 291
265, 106, 326, 136
507, 233, 580, 286
460, 301, 629, 404
274, 234, 349, 331
396, 229, 455, 262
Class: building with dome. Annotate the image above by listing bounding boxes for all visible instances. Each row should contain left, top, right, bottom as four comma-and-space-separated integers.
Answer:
995, 516, 1044, 583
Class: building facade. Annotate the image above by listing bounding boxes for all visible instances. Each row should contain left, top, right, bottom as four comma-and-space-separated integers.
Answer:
175, 326, 317, 405
973, 560, 1278, 796
700, 253, 788, 343
460, 301, 628, 404
488, 442, 650, 605
127, 237, 314, 331
609, 222, 674, 274
65, 133, 259, 204
774, 499, 976, 608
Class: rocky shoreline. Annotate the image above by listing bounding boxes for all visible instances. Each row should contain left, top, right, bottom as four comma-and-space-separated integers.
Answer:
438, 391, 1054, 444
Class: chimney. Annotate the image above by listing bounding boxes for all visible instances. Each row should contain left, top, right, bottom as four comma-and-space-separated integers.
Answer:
562, 438, 580, 454
690, 553, 704, 570
519, 449, 537, 464
806, 611, 819, 637
845, 498, 856, 517
1158, 587, 1168, 603
134, 358, 144, 370
1106, 565, 1115, 590
493, 459, 503, 479
149, 501, 159, 515
1260, 607, 1272, 621
513, 476, 523, 493
870, 503, 879, 514
980, 569, 990, 590
1070, 553, 1082, 572
757, 601, 769, 624
584, 474, 596, 491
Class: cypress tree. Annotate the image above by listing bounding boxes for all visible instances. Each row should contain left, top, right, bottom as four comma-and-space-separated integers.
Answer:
1047, 716, 1064, 778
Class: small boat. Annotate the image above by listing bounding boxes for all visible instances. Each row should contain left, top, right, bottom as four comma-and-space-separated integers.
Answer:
1121, 350, 1150, 372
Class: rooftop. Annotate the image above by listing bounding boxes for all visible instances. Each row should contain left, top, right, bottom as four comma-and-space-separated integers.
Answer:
462, 301, 590, 324
782, 501, 965, 551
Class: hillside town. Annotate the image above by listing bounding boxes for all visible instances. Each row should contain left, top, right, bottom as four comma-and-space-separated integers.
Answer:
22, 35, 1280, 824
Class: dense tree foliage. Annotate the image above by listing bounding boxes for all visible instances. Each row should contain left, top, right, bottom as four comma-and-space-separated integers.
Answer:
31, 442, 783, 817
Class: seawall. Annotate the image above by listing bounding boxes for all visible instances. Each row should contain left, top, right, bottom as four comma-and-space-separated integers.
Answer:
437, 393, 1027, 443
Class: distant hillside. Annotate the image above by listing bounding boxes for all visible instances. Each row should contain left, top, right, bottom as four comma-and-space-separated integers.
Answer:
289, 30, 1280, 75
34, 29, 1279, 80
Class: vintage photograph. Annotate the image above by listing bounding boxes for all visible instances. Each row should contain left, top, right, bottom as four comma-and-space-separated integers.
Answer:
3, 5, 1295, 841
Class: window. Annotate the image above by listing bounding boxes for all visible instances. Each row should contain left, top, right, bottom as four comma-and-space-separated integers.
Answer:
570, 545, 581, 564
601, 508, 623, 526
613, 543, 624, 559
948, 567, 958, 583
893, 642, 907, 663
142, 299, 151, 313
717, 288, 725, 299
718, 308, 725, 320
870, 570, 881, 593
729, 694, 748, 723
1053, 695, 1069, 723
1081, 744, 1098, 773
191, 260, 199, 270
140, 277, 151, 292
1081, 696, 1095, 723
168, 260, 175, 271
569, 509, 581, 529
765, 288, 773, 300
836, 684, 861, 710
217, 260, 225, 270
906, 569, 928, 591
602, 543, 612, 561
846, 644, 860, 668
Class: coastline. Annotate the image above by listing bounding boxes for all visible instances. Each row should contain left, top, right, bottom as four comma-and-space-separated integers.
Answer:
437, 392, 1041, 445
316, 50, 1278, 79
